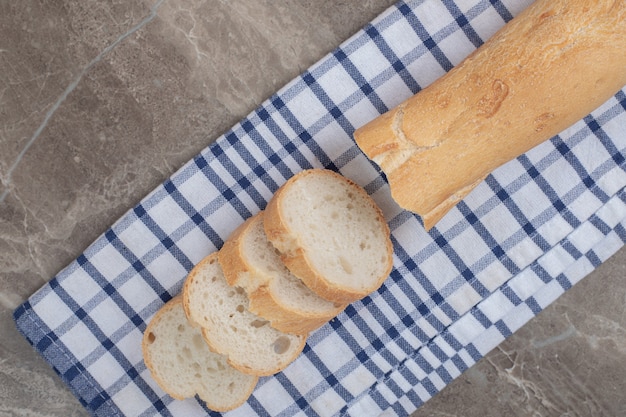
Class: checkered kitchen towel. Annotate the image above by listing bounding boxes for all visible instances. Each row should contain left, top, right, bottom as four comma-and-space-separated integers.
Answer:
14, 1, 626, 416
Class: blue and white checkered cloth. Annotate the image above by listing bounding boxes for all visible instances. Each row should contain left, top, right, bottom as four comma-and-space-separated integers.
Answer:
14, 1, 626, 416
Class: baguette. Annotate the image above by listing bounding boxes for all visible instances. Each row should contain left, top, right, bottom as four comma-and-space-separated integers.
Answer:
354, 0, 626, 230
263, 169, 393, 304
182, 253, 307, 376
142, 296, 258, 411
219, 211, 346, 335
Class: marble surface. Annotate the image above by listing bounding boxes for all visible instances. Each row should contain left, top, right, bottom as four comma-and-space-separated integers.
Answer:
0, 1, 624, 416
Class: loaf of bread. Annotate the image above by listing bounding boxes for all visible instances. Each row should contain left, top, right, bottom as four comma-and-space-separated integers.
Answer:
141, 296, 258, 411
354, 0, 626, 230
219, 211, 346, 335
182, 252, 307, 376
263, 169, 393, 304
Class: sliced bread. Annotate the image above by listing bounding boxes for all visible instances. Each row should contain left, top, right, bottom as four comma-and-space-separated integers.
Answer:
263, 169, 393, 304
142, 296, 258, 412
219, 211, 346, 335
182, 252, 307, 376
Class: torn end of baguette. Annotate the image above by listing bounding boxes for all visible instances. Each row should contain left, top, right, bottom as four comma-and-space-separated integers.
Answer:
389, 155, 489, 230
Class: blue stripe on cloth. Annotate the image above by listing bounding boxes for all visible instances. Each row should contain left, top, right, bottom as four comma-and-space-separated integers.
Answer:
363, 19, 420, 93
132, 205, 195, 272
551, 134, 611, 204
396, 3, 454, 73
14, 287, 167, 417
324, 309, 388, 381
456, 200, 521, 275
286, 346, 356, 417
269, 372, 317, 417
585, 111, 626, 169
442, 0, 484, 48
429, 227, 491, 298
525, 296, 542, 315
420, 376, 439, 397
249, 109, 314, 181
500, 284, 523, 306
301, 70, 355, 136
619, 89, 626, 111
238, 117, 307, 186
450, 352, 470, 374
585, 249, 603, 269
77, 252, 164, 322
332, 48, 389, 114
435, 363, 453, 385
70, 261, 173, 409
465, 343, 483, 363
388, 239, 457, 332
589, 214, 612, 236
200, 138, 261, 218
494, 319, 513, 338
370, 383, 392, 411
103, 230, 171, 302
530, 262, 556, 284
246, 394, 272, 417
485, 173, 554, 251
615, 222, 626, 242
268, 95, 337, 172
488, 0, 515, 23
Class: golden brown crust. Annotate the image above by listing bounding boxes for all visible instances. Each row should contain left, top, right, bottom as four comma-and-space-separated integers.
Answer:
218, 216, 256, 288
246, 285, 340, 334
354, 0, 626, 229
263, 169, 393, 305
181, 253, 220, 328
184, 252, 307, 377
219, 212, 344, 335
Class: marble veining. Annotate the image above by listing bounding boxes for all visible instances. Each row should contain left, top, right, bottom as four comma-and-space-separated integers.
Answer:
0, 0, 166, 203
1, 1, 625, 416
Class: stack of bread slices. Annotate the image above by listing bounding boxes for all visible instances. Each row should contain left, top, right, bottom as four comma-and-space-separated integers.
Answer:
142, 168, 393, 411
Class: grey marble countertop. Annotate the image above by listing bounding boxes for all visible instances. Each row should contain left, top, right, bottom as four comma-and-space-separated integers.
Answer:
1, 1, 624, 416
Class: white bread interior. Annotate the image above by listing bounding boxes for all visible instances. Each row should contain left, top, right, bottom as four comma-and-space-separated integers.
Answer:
142, 296, 258, 411
219, 211, 346, 335
264, 169, 393, 304
182, 253, 306, 377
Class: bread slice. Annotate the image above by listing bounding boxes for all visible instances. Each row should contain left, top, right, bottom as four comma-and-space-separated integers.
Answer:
353, 0, 626, 230
263, 169, 393, 304
142, 296, 258, 412
219, 211, 346, 335
182, 253, 307, 376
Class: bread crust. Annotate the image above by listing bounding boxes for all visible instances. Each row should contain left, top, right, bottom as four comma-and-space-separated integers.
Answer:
182, 252, 307, 377
263, 169, 393, 304
181, 254, 217, 328
354, 0, 626, 230
218, 212, 345, 335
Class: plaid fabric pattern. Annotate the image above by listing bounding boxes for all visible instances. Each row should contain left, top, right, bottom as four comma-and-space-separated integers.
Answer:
14, 1, 626, 416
